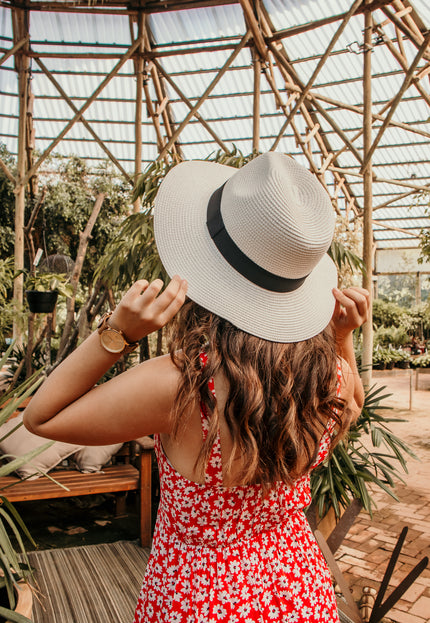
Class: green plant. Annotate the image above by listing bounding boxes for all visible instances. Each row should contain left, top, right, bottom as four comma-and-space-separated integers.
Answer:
374, 325, 409, 348
25, 271, 73, 299
311, 383, 416, 519
0, 343, 52, 621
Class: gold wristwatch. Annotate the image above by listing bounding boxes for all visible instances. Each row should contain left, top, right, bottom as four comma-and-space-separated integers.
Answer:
97, 312, 139, 355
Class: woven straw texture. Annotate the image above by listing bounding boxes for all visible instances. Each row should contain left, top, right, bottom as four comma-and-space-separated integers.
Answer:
28, 541, 149, 623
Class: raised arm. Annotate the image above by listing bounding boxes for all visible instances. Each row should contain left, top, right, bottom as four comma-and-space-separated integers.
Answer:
330, 287, 370, 422
23, 276, 188, 445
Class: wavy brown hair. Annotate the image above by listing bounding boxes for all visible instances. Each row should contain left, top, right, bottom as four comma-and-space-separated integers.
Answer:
168, 299, 349, 490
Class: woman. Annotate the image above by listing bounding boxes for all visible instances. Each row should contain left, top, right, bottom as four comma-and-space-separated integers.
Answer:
24, 153, 369, 622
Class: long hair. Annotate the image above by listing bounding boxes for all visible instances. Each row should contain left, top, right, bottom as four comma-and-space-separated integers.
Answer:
168, 299, 348, 490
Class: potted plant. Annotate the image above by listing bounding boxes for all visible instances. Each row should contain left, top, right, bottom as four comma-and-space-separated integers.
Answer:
24, 271, 73, 314
310, 383, 416, 535
0, 344, 51, 622
394, 349, 411, 369
372, 347, 389, 370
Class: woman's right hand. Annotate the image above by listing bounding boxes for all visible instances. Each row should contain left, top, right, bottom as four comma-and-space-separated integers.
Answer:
108, 275, 188, 343
330, 287, 370, 343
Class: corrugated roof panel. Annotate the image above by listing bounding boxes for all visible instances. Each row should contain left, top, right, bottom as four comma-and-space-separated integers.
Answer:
30, 11, 131, 46
149, 5, 245, 45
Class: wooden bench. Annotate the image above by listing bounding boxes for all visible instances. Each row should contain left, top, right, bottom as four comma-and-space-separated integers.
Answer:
0, 439, 154, 547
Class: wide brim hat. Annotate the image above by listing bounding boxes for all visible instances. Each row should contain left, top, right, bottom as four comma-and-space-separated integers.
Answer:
154, 152, 337, 343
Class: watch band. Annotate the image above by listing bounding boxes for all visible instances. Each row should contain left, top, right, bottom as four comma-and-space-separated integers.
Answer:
97, 311, 139, 355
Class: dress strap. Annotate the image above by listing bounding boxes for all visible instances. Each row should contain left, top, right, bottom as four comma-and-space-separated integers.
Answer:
199, 352, 223, 486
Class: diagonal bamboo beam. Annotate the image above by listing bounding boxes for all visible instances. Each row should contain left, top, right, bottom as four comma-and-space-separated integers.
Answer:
33, 56, 133, 185
373, 184, 430, 210
280, 78, 430, 140
259, 23, 354, 214
0, 34, 29, 67
267, 41, 363, 165
329, 166, 430, 192
258, 6, 360, 213
16, 36, 143, 191
152, 58, 231, 153
372, 220, 420, 237
270, 0, 362, 146
360, 31, 430, 174
156, 30, 252, 161
142, 63, 166, 156
0, 155, 15, 183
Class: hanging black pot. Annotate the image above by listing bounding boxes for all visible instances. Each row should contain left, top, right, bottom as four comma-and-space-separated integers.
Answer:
26, 290, 58, 314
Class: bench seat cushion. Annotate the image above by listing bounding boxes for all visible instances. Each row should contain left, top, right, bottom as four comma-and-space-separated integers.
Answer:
0, 414, 82, 480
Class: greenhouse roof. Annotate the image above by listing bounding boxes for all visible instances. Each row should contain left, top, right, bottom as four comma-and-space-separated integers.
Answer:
1, 0, 430, 250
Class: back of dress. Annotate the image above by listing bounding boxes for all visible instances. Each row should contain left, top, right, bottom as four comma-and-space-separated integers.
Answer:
133, 363, 341, 623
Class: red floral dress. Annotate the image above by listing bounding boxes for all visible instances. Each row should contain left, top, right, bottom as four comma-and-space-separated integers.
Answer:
134, 357, 341, 623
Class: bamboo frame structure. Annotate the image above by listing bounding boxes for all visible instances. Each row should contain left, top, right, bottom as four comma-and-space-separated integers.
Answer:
1, 0, 429, 370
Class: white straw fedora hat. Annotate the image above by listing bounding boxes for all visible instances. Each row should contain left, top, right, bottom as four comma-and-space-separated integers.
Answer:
154, 152, 337, 343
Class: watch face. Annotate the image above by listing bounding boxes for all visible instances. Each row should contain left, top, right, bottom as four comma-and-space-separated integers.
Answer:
100, 328, 126, 353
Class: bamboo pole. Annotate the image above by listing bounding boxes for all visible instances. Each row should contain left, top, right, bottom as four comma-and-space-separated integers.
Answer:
156, 30, 251, 161
134, 13, 144, 213
12, 8, 29, 342
374, 186, 430, 210
34, 57, 133, 185
239, 0, 267, 60
17, 36, 143, 191
361, 4, 374, 389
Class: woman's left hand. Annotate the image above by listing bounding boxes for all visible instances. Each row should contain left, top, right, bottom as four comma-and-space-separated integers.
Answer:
331, 287, 370, 341
109, 275, 188, 343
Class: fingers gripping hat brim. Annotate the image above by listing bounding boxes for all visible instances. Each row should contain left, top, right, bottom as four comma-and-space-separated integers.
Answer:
154, 159, 337, 343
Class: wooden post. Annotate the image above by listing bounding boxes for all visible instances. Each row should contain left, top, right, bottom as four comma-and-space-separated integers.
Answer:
12, 9, 29, 342
361, 3, 374, 388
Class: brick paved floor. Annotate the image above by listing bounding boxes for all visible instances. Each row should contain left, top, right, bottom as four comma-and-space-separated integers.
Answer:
335, 369, 430, 623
